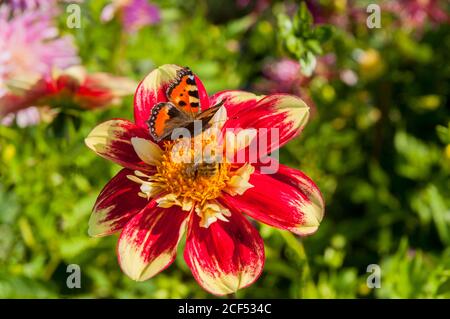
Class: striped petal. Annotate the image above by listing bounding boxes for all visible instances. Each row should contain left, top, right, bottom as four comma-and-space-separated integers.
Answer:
74, 69, 137, 109
209, 90, 264, 120
213, 92, 309, 158
118, 202, 189, 281
184, 212, 264, 296
85, 119, 151, 171
88, 168, 147, 237
133, 64, 210, 129
221, 166, 324, 236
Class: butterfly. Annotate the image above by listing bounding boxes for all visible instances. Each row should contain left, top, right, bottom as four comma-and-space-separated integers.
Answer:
147, 67, 223, 142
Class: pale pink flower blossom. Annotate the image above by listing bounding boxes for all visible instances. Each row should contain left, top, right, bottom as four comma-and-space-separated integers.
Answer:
0, 3, 79, 125
101, 0, 160, 33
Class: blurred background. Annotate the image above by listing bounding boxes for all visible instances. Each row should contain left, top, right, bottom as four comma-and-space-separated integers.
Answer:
0, 0, 449, 298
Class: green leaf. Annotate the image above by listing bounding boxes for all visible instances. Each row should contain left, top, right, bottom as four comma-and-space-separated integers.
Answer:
300, 51, 317, 76
436, 124, 450, 144
314, 25, 334, 42
293, 2, 313, 35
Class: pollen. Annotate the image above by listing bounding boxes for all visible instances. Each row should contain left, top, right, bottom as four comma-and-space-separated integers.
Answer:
127, 128, 255, 228
149, 140, 231, 206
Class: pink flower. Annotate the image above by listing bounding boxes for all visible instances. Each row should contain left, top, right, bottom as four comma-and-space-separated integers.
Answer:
254, 56, 337, 114
85, 64, 325, 295
8, 0, 54, 10
0, 3, 79, 120
101, 0, 160, 33
8, 0, 84, 10
236, 0, 270, 12
306, 0, 366, 30
264, 59, 302, 84
383, 0, 449, 31
0, 107, 42, 128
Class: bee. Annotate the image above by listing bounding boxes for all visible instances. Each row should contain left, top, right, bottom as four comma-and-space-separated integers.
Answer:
186, 162, 220, 178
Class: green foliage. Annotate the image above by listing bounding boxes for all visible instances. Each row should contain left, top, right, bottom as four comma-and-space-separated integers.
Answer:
378, 239, 450, 298
0, 0, 449, 298
277, 2, 333, 76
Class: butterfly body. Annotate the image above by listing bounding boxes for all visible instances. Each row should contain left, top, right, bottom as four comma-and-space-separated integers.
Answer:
147, 67, 222, 142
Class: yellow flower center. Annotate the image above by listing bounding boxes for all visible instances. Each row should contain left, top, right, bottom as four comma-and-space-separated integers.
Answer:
153, 141, 231, 205
127, 122, 255, 228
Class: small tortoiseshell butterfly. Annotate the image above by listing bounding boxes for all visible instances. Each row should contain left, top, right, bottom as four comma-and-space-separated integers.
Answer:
147, 67, 223, 142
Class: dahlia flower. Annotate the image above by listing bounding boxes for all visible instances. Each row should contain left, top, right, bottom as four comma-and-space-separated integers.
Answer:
8, 0, 55, 11
255, 59, 310, 106
85, 64, 325, 295
255, 56, 337, 112
0, 66, 137, 120
101, 0, 160, 33
383, 0, 449, 31
305, 0, 365, 29
8, 0, 84, 10
0, 2, 80, 124
0, 4, 79, 96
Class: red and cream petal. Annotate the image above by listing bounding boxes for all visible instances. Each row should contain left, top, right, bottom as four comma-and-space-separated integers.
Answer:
184, 211, 264, 296
76, 70, 137, 109
85, 119, 151, 171
118, 202, 189, 281
221, 167, 324, 236
209, 90, 264, 120
88, 169, 148, 237
219, 93, 309, 158
133, 64, 210, 130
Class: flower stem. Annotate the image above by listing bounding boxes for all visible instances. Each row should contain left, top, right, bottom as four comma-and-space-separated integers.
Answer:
279, 230, 314, 297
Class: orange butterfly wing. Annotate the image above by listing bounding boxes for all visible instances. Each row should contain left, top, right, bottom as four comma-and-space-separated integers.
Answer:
148, 67, 223, 142
167, 67, 200, 116
148, 102, 190, 141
